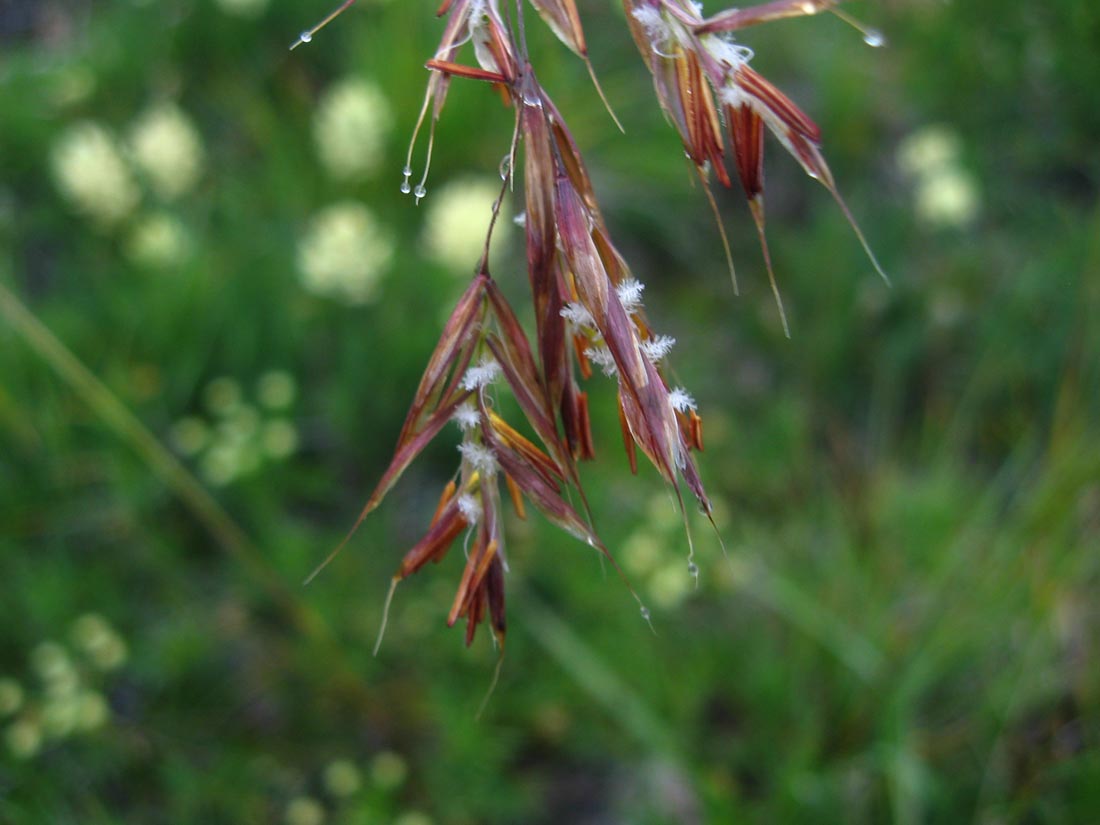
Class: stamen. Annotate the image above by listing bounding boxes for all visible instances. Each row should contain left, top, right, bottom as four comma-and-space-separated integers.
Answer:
669, 387, 697, 413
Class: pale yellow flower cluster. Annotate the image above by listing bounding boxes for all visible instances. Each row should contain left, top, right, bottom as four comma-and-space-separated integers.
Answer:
421, 177, 510, 273
621, 492, 731, 611
126, 212, 192, 269
171, 372, 300, 487
51, 102, 205, 269
2, 614, 125, 761
897, 125, 980, 229
130, 103, 205, 200
314, 78, 393, 180
297, 201, 394, 304
280, 750, 422, 824
50, 122, 141, 227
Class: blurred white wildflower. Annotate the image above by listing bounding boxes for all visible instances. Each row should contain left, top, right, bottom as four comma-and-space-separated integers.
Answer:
214, 0, 269, 18
5, 718, 42, 760
284, 796, 325, 825
314, 78, 393, 180
421, 178, 509, 271
218, 403, 260, 444
202, 443, 247, 487
51, 122, 140, 226
298, 201, 394, 304
897, 126, 961, 175
204, 377, 243, 416
186, 374, 299, 485
257, 370, 297, 410
896, 125, 980, 229
42, 695, 80, 738
126, 212, 192, 268
261, 419, 299, 460
31, 642, 72, 685
75, 691, 110, 731
0, 679, 24, 717
393, 812, 433, 825
170, 417, 210, 456
370, 750, 408, 789
648, 562, 692, 610
623, 531, 661, 577
323, 759, 362, 798
71, 614, 128, 671
915, 170, 980, 229
130, 103, 205, 200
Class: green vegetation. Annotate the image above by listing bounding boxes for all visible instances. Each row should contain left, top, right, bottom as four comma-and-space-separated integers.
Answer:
1, 1, 1097, 822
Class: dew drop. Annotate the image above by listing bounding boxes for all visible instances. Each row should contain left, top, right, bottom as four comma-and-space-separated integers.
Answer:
402, 165, 412, 177
298, 30, 313, 44
499, 154, 512, 181
400, 180, 412, 194
688, 561, 699, 577
414, 184, 427, 204
863, 29, 885, 48
640, 605, 651, 622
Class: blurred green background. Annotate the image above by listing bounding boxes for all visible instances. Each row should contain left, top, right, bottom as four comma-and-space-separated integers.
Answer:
2, 0, 1098, 822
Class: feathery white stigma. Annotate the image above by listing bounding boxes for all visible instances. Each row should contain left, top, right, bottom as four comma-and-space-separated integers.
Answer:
457, 492, 482, 524
451, 400, 481, 432
615, 278, 645, 313
458, 441, 499, 476
669, 387, 697, 413
561, 301, 595, 329
632, 6, 675, 52
641, 334, 676, 363
702, 34, 754, 73
584, 345, 619, 377
461, 356, 501, 391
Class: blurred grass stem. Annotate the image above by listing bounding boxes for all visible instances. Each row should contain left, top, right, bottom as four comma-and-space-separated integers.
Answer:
0, 281, 330, 645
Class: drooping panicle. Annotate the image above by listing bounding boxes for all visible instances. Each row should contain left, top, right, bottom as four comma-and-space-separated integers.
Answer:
298, 0, 883, 654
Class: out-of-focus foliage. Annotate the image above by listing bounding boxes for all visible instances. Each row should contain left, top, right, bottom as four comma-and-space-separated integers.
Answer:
1, 1, 1097, 822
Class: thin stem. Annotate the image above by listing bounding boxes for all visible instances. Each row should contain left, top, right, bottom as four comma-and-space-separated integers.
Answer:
290, 0, 357, 49
513, 0, 529, 64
